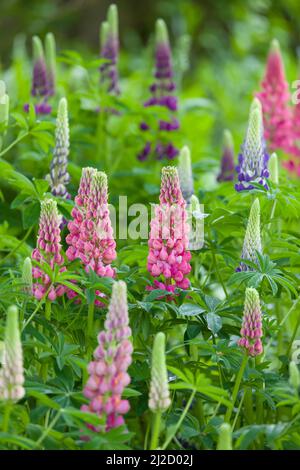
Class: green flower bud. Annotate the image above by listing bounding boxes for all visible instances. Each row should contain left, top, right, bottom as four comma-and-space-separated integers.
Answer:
217, 423, 232, 450
269, 153, 279, 184
149, 332, 171, 413
22, 257, 32, 295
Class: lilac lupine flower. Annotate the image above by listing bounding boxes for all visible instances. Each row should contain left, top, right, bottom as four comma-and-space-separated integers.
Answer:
138, 19, 179, 161
24, 36, 53, 115
235, 98, 270, 191
238, 287, 263, 357
46, 98, 70, 199
237, 198, 262, 272
0, 306, 25, 402
217, 129, 235, 182
100, 4, 120, 95
148, 332, 171, 412
82, 281, 133, 432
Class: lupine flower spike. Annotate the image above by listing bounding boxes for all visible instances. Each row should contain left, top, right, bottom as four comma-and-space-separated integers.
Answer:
138, 19, 179, 161
22, 257, 33, 295
217, 423, 232, 450
235, 98, 270, 191
237, 198, 262, 272
187, 194, 204, 251
289, 361, 300, 391
149, 332, 171, 413
178, 145, 194, 203
256, 39, 292, 153
148, 167, 191, 295
45, 33, 56, 97
269, 152, 279, 184
100, 4, 120, 95
82, 281, 133, 432
46, 97, 70, 199
238, 287, 263, 357
0, 81, 9, 150
32, 199, 66, 301
0, 305, 25, 402
24, 36, 53, 114
217, 129, 235, 182
66, 170, 116, 305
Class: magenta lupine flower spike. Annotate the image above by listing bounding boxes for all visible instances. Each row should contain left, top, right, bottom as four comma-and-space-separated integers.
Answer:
147, 166, 191, 295
32, 198, 66, 301
24, 36, 53, 115
46, 98, 70, 199
235, 98, 270, 191
217, 129, 235, 182
82, 280, 133, 432
256, 39, 292, 153
237, 198, 262, 272
0, 306, 25, 402
238, 287, 263, 357
138, 19, 179, 161
99, 4, 120, 95
66, 170, 116, 305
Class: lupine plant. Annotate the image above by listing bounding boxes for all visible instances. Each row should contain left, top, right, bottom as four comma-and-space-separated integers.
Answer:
0, 3, 300, 453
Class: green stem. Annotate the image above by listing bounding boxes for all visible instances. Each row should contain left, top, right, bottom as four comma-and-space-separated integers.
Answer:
149, 411, 162, 450
225, 354, 248, 423
0, 227, 32, 266
45, 300, 51, 322
286, 312, 300, 357
255, 356, 264, 425
194, 399, 206, 427
87, 302, 95, 340
162, 390, 196, 450
243, 386, 254, 424
2, 402, 12, 432
0, 131, 28, 157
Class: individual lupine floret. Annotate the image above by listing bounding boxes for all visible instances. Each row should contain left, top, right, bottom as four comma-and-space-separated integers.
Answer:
235, 98, 270, 191
147, 167, 191, 294
0, 81, 9, 150
45, 32, 56, 97
178, 145, 194, 203
217, 129, 235, 182
138, 19, 179, 161
238, 288, 263, 357
31, 199, 66, 301
22, 257, 33, 295
81, 281, 133, 432
256, 39, 292, 153
0, 306, 25, 402
237, 198, 262, 272
148, 332, 171, 412
46, 97, 70, 198
99, 4, 120, 95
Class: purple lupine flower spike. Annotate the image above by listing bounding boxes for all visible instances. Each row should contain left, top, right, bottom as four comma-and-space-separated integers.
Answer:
235, 98, 270, 191
138, 19, 179, 161
24, 36, 52, 115
217, 129, 235, 182
238, 287, 263, 357
100, 4, 120, 95
81, 281, 133, 433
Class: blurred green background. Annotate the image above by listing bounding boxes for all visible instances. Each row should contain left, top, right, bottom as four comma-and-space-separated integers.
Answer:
1, 0, 300, 64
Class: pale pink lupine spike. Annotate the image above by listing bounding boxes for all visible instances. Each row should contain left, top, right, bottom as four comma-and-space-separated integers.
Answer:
147, 166, 191, 295
31, 198, 66, 301
81, 281, 133, 433
256, 39, 292, 153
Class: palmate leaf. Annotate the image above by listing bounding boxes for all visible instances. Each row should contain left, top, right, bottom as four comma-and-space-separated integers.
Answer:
167, 366, 231, 407
229, 252, 298, 296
